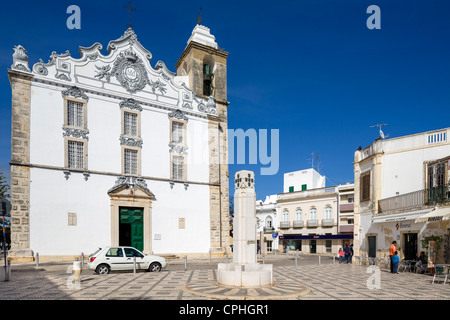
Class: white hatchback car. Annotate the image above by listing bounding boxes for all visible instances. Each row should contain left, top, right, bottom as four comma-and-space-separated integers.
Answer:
88, 246, 167, 274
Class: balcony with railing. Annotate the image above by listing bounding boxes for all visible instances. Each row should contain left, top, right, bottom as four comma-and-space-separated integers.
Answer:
293, 220, 304, 228
280, 221, 290, 229
307, 219, 318, 228
321, 219, 334, 227
377, 185, 450, 215
339, 203, 354, 212
339, 224, 354, 233
263, 226, 275, 233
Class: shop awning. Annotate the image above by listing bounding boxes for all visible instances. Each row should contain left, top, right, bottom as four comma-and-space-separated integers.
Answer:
415, 207, 450, 223
371, 209, 432, 224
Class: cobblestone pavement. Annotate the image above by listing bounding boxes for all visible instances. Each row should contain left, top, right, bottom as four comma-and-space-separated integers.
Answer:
0, 255, 448, 301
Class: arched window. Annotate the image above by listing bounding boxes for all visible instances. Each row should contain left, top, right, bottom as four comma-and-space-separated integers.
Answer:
324, 206, 332, 220
265, 216, 273, 228
283, 209, 289, 222
295, 208, 302, 221
203, 55, 215, 96
309, 207, 317, 221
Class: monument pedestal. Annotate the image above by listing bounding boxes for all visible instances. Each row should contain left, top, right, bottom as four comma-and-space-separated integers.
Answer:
217, 263, 273, 287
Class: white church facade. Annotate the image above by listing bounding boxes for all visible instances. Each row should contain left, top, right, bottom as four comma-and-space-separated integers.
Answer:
8, 24, 230, 259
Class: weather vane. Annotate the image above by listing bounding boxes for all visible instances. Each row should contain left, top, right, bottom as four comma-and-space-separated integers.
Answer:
197, 7, 202, 25
124, 1, 137, 29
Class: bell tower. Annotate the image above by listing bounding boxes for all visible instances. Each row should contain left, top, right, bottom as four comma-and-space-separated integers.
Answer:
176, 24, 229, 108
176, 23, 230, 255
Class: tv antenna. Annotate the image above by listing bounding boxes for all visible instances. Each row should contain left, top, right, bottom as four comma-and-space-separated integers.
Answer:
307, 151, 321, 172
316, 155, 321, 173
370, 123, 389, 140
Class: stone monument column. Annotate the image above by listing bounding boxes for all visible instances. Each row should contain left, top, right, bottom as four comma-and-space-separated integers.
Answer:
233, 170, 256, 265
217, 170, 272, 287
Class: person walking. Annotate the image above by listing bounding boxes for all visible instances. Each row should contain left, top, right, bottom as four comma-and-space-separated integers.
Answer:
389, 241, 397, 273
343, 244, 351, 264
350, 244, 354, 263
392, 251, 400, 274
338, 248, 344, 264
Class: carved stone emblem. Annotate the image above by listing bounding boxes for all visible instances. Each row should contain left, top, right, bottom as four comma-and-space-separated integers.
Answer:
111, 50, 149, 94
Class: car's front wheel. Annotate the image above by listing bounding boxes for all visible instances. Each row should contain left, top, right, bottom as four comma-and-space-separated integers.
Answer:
149, 262, 162, 272
95, 264, 110, 275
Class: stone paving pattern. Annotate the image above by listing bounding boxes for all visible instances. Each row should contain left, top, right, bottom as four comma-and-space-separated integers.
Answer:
0, 256, 449, 300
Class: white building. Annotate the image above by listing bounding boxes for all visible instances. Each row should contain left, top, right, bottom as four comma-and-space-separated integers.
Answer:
283, 168, 325, 193
256, 195, 279, 253
276, 168, 354, 254
354, 128, 450, 262
8, 24, 231, 259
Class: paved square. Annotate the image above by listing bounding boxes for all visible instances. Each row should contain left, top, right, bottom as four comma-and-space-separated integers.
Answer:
0, 256, 448, 301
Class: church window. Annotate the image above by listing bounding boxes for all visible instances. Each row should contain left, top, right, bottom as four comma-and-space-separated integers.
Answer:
67, 101, 84, 127
171, 122, 184, 144
64, 98, 87, 129
67, 140, 84, 169
124, 148, 138, 175
124, 112, 138, 136
172, 155, 184, 180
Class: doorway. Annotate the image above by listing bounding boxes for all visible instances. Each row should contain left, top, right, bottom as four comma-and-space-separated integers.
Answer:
404, 233, 418, 260
310, 239, 317, 253
368, 236, 376, 258
119, 207, 144, 251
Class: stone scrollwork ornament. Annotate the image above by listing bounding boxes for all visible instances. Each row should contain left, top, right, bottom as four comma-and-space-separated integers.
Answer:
61, 86, 89, 101
11, 45, 31, 72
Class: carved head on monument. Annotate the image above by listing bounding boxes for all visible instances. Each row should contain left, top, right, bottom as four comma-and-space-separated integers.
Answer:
234, 170, 254, 189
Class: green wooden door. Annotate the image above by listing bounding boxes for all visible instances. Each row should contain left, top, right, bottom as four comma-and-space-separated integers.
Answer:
119, 207, 144, 252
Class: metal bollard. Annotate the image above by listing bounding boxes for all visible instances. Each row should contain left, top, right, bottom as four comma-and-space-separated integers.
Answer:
319, 255, 321, 266
333, 256, 335, 264
7, 259, 10, 281
184, 255, 187, 271
36, 252, 39, 267
73, 258, 82, 284
81, 252, 84, 267
133, 256, 136, 274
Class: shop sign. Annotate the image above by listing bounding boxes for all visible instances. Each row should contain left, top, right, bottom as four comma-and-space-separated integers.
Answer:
395, 222, 412, 230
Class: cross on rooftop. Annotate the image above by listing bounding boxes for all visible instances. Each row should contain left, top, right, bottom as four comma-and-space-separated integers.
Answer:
197, 7, 202, 25
124, 1, 137, 29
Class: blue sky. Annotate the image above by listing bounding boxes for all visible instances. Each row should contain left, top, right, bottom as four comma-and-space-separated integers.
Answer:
0, 0, 449, 201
